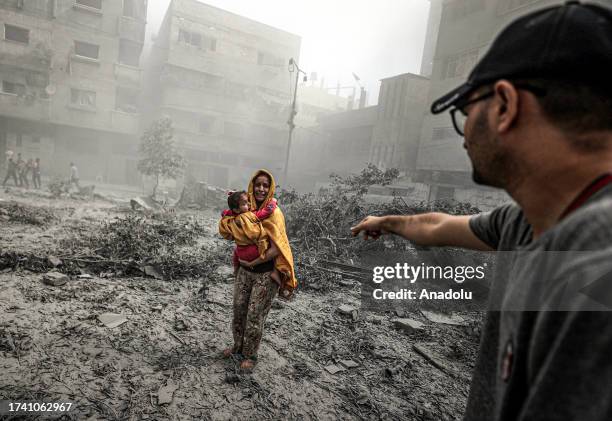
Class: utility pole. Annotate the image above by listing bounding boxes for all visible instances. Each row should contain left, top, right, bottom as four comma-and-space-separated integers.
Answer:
283, 58, 306, 186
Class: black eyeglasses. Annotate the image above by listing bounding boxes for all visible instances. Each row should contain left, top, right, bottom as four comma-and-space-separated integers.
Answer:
450, 84, 547, 137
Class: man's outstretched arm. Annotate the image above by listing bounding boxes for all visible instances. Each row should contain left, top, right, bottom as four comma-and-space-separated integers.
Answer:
351, 213, 493, 251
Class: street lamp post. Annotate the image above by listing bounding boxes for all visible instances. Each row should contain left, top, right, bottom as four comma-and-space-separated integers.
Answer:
283, 58, 306, 187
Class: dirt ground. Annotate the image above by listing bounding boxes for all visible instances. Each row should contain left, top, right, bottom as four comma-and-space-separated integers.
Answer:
0, 187, 481, 421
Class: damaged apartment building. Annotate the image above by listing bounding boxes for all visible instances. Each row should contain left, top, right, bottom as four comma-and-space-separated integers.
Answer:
0, 0, 147, 185
144, 0, 301, 189
415, 0, 563, 206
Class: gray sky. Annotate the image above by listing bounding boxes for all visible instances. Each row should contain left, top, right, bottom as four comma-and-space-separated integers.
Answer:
147, 0, 430, 104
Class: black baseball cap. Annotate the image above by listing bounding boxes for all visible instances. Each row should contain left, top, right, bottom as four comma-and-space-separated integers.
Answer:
431, 1, 612, 114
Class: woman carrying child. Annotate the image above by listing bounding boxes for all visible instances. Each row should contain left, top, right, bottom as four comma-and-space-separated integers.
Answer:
218, 169, 297, 371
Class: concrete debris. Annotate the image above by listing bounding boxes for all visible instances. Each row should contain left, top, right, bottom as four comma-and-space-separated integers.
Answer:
98, 313, 128, 329
41, 271, 68, 286
337, 304, 359, 320
47, 256, 62, 267
412, 344, 450, 374
339, 359, 359, 369
174, 318, 190, 332
130, 196, 160, 211
157, 380, 179, 405
143, 265, 163, 280
324, 364, 346, 375
393, 318, 425, 333
421, 310, 467, 326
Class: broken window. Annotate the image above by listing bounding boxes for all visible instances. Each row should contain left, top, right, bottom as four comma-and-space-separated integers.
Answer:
70, 88, 96, 108
75, 0, 102, 10
2, 81, 26, 96
122, 0, 146, 19
118, 39, 140, 66
74, 40, 99, 60
115, 87, 139, 113
4, 24, 29, 44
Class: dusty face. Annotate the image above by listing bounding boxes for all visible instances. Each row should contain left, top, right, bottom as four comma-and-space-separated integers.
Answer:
236, 193, 250, 213
253, 175, 270, 205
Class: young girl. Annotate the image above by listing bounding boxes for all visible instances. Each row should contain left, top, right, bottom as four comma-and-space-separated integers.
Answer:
219, 190, 282, 287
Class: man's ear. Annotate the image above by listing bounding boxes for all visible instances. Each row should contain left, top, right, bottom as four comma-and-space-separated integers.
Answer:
493, 80, 519, 134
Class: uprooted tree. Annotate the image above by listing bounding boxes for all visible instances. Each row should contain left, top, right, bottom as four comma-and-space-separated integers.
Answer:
137, 117, 186, 197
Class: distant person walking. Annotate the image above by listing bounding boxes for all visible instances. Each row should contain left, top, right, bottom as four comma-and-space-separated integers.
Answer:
69, 162, 80, 190
32, 158, 41, 189
16, 153, 27, 188
2, 157, 18, 187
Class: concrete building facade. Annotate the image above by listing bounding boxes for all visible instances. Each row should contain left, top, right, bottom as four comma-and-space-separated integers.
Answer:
370, 72, 429, 175
0, 0, 147, 185
145, 0, 301, 189
415, 0, 565, 206
420, 0, 443, 77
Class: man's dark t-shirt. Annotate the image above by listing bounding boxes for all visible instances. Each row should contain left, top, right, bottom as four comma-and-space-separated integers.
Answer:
464, 183, 612, 421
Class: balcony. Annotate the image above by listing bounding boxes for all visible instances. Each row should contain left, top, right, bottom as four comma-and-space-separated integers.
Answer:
117, 16, 145, 44
114, 63, 142, 86
111, 109, 140, 134
0, 92, 50, 121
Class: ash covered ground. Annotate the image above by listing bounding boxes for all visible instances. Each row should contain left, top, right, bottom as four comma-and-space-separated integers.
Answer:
0, 188, 482, 421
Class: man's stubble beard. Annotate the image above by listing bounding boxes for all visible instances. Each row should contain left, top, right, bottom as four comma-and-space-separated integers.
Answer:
468, 108, 515, 189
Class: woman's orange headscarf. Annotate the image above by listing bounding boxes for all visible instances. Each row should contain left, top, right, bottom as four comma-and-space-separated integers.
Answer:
248, 169, 297, 291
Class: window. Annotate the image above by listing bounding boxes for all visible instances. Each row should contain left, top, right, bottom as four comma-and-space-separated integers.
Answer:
257, 52, 284, 67
2, 81, 26, 96
115, 87, 138, 113
70, 88, 96, 108
122, 0, 145, 19
199, 115, 215, 133
118, 39, 140, 66
178, 29, 216, 51
76, 0, 102, 9
74, 40, 99, 60
4, 24, 29, 44
178, 29, 200, 47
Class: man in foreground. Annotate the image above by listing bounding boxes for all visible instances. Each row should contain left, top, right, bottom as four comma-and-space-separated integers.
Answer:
352, 2, 612, 420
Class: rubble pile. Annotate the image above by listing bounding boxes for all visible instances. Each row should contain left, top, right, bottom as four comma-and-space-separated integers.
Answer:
0, 200, 57, 226
59, 212, 223, 280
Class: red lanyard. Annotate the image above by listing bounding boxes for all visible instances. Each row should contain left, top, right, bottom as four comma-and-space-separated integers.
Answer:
559, 173, 612, 220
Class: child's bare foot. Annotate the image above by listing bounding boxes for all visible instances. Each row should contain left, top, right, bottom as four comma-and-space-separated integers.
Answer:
222, 348, 234, 358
